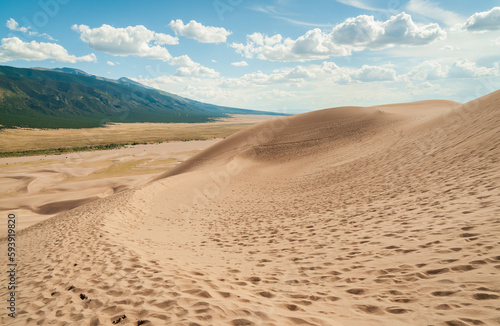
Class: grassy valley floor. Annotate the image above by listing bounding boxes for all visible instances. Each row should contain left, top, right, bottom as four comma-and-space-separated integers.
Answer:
0, 114, 275, 154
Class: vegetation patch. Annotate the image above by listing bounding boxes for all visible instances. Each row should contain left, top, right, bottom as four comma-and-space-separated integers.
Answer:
0, 143, 126, 157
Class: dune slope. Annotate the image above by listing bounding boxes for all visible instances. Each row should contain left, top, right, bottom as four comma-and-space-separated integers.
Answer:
1, 91, 499, 326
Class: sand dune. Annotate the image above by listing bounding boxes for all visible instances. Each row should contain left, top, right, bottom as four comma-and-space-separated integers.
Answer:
0, 140, 220, 233
1, 91, 499, 325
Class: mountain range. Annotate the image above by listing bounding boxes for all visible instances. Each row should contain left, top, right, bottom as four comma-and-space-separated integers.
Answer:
0, 65, 282, 129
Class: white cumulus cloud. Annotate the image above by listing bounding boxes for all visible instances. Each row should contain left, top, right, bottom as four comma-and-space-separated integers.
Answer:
170, 54, 198, 67
406, 59, 499, 80
231, 30, 349, 62
169, 19, 232, 43
175, 66, 219, 77
231, 61, 248, 66
406, 60, 448, 81
6, 18, 54, 40
462, 7, 500, 32
351, 65, 397, 82
232, 12, 445, 62
6, 18, 30, 33
219, 68, 311, 88
331, 12, 446, 48
220, 62, 399, 88
72, 24, 178, 61
0, 37, 96, 63
448, 59, 499, 78
170, 54, 219, 77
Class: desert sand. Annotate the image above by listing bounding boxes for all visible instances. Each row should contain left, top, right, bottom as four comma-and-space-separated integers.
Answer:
0, 139, 220, 233
0, 90, 499, 325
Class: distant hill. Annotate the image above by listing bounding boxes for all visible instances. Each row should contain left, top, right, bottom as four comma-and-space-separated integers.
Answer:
0, 65, 283, 129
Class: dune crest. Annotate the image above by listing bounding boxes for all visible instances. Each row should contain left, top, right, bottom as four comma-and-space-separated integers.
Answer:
1, 91, 499, 325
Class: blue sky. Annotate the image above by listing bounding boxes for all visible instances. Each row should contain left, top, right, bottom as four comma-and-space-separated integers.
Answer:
1, 0, 499, 113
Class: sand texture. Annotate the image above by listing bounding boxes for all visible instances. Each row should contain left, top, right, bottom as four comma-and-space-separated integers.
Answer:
0, 140, 220, 233
1, 91, 499, 325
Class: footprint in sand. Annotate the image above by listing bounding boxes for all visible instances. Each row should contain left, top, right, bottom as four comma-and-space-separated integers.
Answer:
112, 314, 127, 324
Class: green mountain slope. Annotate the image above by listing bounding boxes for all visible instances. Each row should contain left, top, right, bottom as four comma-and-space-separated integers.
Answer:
0, 65, 282, 129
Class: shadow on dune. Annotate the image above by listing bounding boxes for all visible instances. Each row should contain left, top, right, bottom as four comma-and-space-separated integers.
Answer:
31, 197, 100, 215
